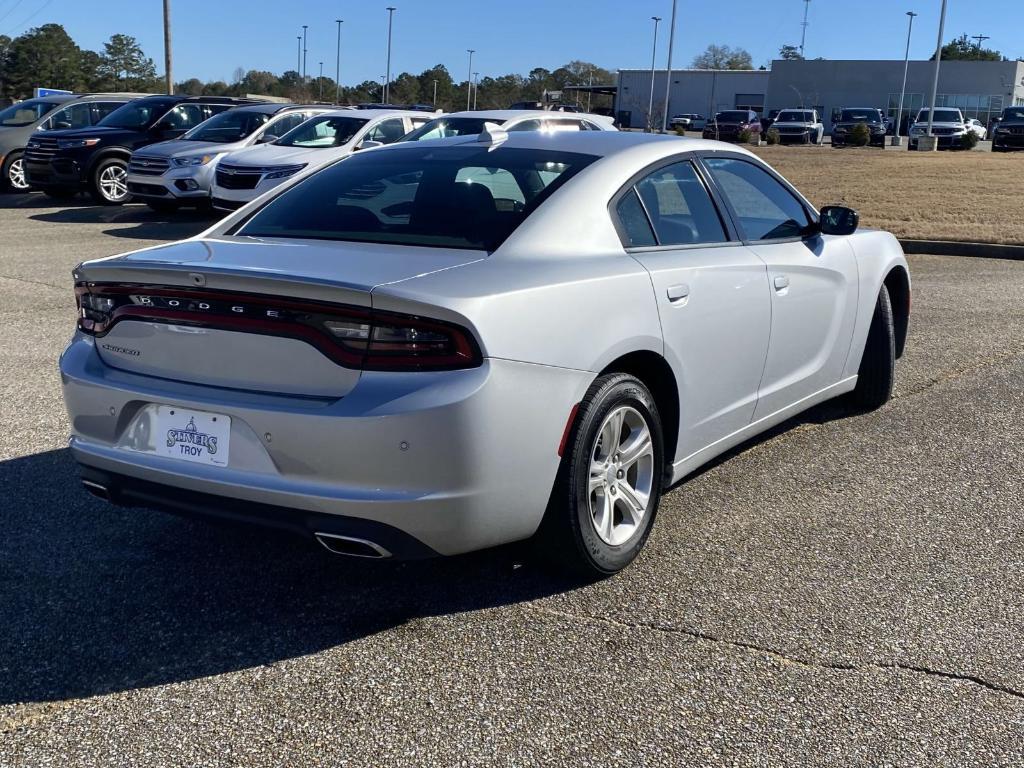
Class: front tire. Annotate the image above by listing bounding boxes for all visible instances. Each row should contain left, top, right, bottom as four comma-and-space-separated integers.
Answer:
537, 373, 664, 578
2, 152, 28, 192
851, 285, 896, 411
89, 158, 131, 205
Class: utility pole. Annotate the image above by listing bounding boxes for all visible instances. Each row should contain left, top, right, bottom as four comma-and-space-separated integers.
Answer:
971, 34, 990, 50
162, 0, 172, 94
926, 0, 948, 147
318, 62, 324, 101
384, 7, 396, 104
473, 72, 479, 109
466, 49, 475, 110
660, 0, 678, 133
892, 11, 917, 146
433, 79, 438, 107
335, 19, 343, 104
799, 0, 811, 58
587, 71, 593, 112
296, 36, 301, 79
302, 25, 308, 81
647, 16, 661, 132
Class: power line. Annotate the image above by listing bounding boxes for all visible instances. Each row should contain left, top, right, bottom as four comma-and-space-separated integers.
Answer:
2, 0, 54, 37
0, 0, 28, 27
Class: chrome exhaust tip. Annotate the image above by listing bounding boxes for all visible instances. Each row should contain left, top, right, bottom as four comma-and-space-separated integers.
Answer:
314, 532, 392, 559
81, 479, 111, 502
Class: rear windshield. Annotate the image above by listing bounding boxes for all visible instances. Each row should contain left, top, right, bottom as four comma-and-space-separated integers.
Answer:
840, 109, 881, 123
236, 145, 597, 252
274, 115, 367, 147
99, 98, 177, 129
403, 117, 505, 141
715, 111, 750, 123
184, 109, 271, 142
0, 98, 61, 127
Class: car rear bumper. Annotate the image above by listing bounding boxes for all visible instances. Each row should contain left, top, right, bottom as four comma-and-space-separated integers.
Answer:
60, 333, 592, 557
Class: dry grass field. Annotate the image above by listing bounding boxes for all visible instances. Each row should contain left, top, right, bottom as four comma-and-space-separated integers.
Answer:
751, 146, 1024, 244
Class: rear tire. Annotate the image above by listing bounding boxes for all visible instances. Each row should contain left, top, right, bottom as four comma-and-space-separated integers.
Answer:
535, 373, 664, 578
89, 157, 131, 205
1, 152, 28, 192
851, 285, 896, 411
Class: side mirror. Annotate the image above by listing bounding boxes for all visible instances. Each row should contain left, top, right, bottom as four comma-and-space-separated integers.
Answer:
356, 139, 383, 150
256, 134, 279, 144
819, 205, 859, 236
54, 121, 72, 130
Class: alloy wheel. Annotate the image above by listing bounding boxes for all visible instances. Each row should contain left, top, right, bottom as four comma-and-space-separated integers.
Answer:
98, 164, 128, 202
588, 405, 655, 546
8, 157, 28, 191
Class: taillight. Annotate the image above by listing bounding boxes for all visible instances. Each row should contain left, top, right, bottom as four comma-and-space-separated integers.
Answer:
75, 283, 481, 372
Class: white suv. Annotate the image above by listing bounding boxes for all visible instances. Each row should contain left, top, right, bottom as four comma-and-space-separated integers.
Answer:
909, 107, 968, 150
126, 104, 332, 211
770, 109, 824, 145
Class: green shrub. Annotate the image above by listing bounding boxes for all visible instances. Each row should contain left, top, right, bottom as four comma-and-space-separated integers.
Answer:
737, 128, 753, 144
674, 124, 686, 137
960, 130, 979, 150
766, 127, 780, 145
848, 122, 871, 147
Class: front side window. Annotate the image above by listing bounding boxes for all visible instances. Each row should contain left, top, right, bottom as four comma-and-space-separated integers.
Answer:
403, 117, 499, 141
237, 146, 596, 252
45, 103, 92, 130
704, 157, 810, 241
90, 102, 124, 123
631, 161, 728, 247
275, 115, 368, 148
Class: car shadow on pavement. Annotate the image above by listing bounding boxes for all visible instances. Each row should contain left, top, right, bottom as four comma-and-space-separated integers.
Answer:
0, 448, 578, 706
29, 204, 219, 241
0, 191, 94, 209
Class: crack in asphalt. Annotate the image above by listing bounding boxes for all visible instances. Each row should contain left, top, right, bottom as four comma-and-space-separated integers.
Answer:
533, 607, 1024, 703
0, 273, 65, 291
896, 347, 1024, 401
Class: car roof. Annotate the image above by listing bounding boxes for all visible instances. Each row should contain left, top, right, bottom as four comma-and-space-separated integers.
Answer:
316, 108, 435, 120
438, 109, 609, 122
374, 128, 755, 161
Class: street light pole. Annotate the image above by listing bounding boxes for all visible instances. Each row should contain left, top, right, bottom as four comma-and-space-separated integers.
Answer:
335, 19, 343, 104
384, 7, 396, 104
473, 72, 479, 109
466, 49, 475, 110
660, 0, 678, 133
925, 0, 948, 147
318, 62, 324, 101
647, 16, 661, 132
296, 36, 301, 79
892, 11, 917, 146
302, 25, 308, 82
162, 0, 173, 95
433, 79, 438, 107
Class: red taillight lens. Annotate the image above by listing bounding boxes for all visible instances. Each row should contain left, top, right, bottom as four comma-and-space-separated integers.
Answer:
74, 283, 481, 372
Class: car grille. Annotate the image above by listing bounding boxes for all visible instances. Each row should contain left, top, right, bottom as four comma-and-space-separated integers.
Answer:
24, 136, 59, 162
932, 127, 956, 136
775, 126, 808, 134
1005, 126, 1024, 136
129, 155, 170, 176
215, 164, 263, 190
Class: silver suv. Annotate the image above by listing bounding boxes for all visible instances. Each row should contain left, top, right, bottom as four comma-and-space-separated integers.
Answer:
126, 103, 332, 211
0, 93, 145, 191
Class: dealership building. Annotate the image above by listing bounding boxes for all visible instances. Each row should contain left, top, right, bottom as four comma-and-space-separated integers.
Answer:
615, 59, 1024, 131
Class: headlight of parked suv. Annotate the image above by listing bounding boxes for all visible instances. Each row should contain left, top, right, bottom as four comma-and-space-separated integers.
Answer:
265, 164, 306, 180
172, 154, 215, 167
57, 138, 101, 149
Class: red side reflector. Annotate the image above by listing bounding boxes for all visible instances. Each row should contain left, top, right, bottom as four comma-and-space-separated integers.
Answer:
557, 403, 580, 457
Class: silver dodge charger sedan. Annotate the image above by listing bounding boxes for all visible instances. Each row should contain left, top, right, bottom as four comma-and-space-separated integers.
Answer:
61, 129, 910, 576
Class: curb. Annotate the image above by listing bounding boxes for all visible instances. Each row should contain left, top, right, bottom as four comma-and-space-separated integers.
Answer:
898, 240, 1024, 261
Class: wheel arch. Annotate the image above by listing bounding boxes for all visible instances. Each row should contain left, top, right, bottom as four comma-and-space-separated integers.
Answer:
883, 265, 910, 359
598, 350, 680, 479
87, 147, 133, 175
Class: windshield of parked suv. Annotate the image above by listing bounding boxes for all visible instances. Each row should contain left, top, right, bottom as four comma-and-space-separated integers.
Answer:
183, 109, 271, 142
274, 115, 368, 148
840, 109, 881, 123
0, 98, 61, 127
1002, 108, 1024, 121
715, 111, 750, 123
402, 117, 505, 141
916, 109, 961, 123
98, 98, 177, 129
776, 111, 813, 122
236, 146, 597, 251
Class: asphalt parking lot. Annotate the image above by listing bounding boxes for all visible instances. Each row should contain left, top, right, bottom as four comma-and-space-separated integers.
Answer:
2, 193, 1024, 767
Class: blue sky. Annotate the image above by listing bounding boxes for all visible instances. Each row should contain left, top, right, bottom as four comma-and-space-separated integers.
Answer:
2, 0, 1021, 84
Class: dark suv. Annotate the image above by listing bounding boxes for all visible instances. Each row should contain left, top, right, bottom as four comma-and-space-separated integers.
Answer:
23, 95, 258, 204
831, 108, 887, 148
702, 110, 762, 143
992, 106, 1024, 152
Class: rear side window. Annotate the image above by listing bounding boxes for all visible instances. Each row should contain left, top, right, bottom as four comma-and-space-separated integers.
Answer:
90, 102, 124, 123
237, 146, 596, 251
365, 118, 407, 144
634, 162, 728, 246
163, 104, 205, 130
615, 191, 656, 247
703, 157, 810, 241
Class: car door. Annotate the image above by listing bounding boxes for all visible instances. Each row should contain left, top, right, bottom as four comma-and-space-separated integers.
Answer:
700, 154, 858, 421
613, 158, 772, 462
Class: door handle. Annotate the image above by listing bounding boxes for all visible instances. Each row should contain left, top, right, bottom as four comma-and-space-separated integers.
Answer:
666, 283, 690, 302
773, 275, 790, 291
